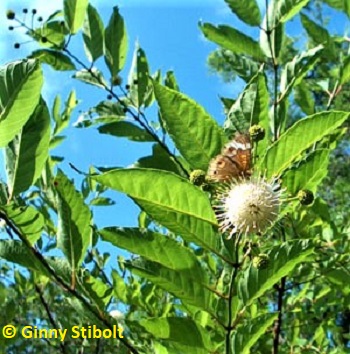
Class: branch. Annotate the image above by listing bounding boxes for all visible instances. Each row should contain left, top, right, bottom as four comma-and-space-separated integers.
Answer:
273, 276, 286, 354
0, 211, 140, 354
35, 284, 68, 354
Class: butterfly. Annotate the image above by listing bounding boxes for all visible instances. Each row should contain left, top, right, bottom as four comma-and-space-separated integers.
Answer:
207, 134, 252, 182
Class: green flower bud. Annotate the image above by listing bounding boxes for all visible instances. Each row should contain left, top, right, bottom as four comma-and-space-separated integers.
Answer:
190, 170, 206, 186
6, 10, 16, 20
249, 125, 265, 142
297, 189, 314, 206
112, 75, 123, 86
252, 253, 270, 269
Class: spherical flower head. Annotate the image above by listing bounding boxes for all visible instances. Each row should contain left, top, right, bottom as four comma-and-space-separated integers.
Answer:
216, 177, 282, 238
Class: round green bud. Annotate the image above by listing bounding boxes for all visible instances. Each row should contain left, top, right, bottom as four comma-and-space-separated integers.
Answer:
6, 10, 16, 20
298, 189, 314, 206
190, 170, 206, 186
252, 253, 270, 269
249, 125, 265, 142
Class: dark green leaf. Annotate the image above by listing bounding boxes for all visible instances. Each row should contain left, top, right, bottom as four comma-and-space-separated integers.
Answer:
153, 81, 225, 170
199, 23, 265, 61
29, 50, 76, 71
83, 4, 104, 62
294, 84, 315, 115
55, 170, 92, 271
231, 313, 278, 354
5, 99, 50, 198
98, 121, 155, 142
238, 240, 314, 306
224, 0, 261, 26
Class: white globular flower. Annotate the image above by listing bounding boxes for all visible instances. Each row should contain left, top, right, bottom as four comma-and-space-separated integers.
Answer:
215, 177, 283, 238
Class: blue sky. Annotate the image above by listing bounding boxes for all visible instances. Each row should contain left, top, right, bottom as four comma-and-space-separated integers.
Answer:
0, 1, 348, 245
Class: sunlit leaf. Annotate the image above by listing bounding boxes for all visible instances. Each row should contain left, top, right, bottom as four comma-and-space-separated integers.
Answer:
153, 81, 225, 170
104, 6, 128, 77
64, 0, 89, 34
224, 0, 261, 26
199, 23, 265, 61
83, 4, 104, 62
0, 60, 43, 147
262, 111, 350, 177
92, 169, 220, 253
29, 50, 76, 71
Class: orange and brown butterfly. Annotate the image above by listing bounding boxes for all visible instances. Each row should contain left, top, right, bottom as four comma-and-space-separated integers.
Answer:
207, 133, 252, 182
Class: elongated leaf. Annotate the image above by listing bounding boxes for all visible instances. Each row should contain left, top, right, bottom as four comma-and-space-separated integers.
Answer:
0, 60, 43, 147
128, 46, 151, 108
200, 23, 265, 61
6, 99, 50, 199
53, 90, 78, 135
238, 240, 314, 306
280, 45, 323, 100
73, 68, 108, 88
64, 0, 89, 34
100, 227, 205, 278
55, 170, 92, 272
294, 84, 315, 115
92, 169, 220, 253
262, 111, 350, 177
83, 4, 104, 62
283, 149, 330, 194
30, 21, 68, 48
231, 313, 278, 354
224, 0, 261, 26
29, 50, 76, 71
134, 143, 180, 174
140, 317, 214, 354
340, 56, 350, 84
104, 7, 128, 77
0, 204, 44, 245
98, 121, 155, 142
127, 260, 213, 311
153, 82, 225, 170
300, 14, 336, 60
0, 240, 48, 275
277, 0, 311, 23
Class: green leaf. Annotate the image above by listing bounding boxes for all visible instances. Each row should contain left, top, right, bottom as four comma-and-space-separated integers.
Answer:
0, 204, 44, 245
89, 197, 115, 206
29, 50, 76, 71
164, 71, 180, 91
340, 56, 350, 84
134, 143, 181, 174
231, 313, 278, 354
0, 240, 48, 275
283, 149, 330, 194
280, 46, 323, 100
104, 6, 128, 77
101, 228, 205, 278
325, 268, 350, 295
73, 68, 108, 88
153, 81, 225, 170
0, 60, 43, 147
276, 0, 311, 23
92, 169, 220, 253
294, 84, 315, 115
31, 21, 68, 48
83, 4, 104, 62
238, 240, 314, 306
262, 111, 350, 178
5, 99, 50, 199
224, 0, 261, 26
140, 317, 214, 354
55, 170, 92, 271
300, 14, 336, 60
199, 23, 265, 61
64, 0, 89, 34
98, 121, 155, 142
82, 275, 113, 310
53, 90, 78, 135
128, 46, 151, 108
